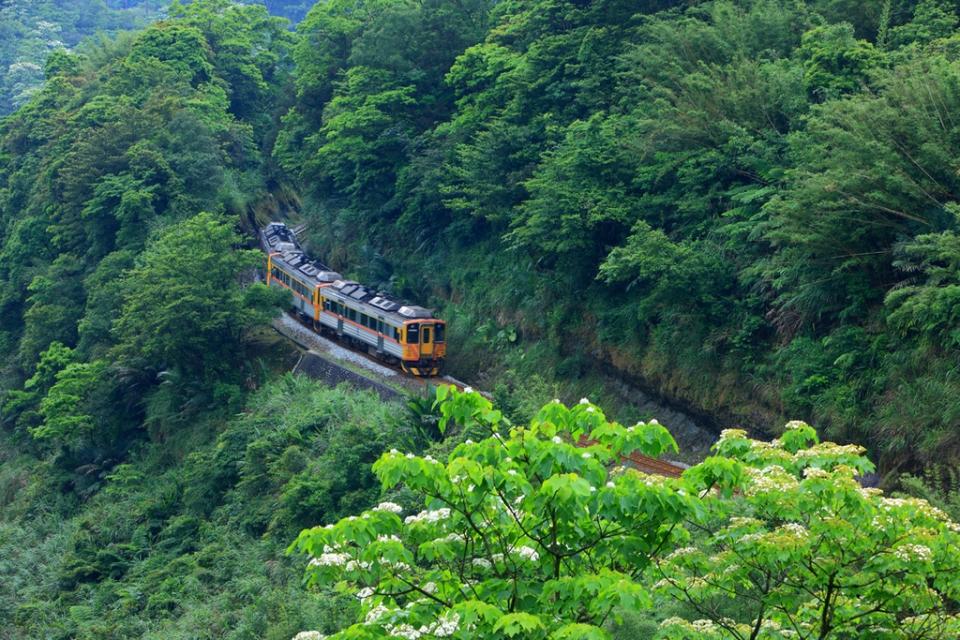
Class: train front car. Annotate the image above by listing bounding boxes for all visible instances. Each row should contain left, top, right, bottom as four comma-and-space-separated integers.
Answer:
397, 310, 446, 378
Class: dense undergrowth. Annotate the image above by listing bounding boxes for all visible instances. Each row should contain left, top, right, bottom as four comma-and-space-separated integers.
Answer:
0, 378, 422, 639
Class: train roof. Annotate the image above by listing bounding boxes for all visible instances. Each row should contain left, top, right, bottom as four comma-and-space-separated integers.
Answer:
262, 222, 342, 284
262, 222, 437, 322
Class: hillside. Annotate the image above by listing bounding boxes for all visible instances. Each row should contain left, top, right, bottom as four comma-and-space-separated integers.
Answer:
276, 0, 960, 471
3, 0, 960, 638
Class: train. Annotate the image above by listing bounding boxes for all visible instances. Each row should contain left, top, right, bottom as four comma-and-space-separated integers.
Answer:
261, 222, 446, 377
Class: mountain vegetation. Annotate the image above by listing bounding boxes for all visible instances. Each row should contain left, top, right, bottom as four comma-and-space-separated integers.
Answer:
277, 0, 960, 472
2, 0, 960, 638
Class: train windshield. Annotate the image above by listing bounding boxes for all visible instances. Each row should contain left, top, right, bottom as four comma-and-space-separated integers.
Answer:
434, 323, 445, 343
407, 323, 419, 344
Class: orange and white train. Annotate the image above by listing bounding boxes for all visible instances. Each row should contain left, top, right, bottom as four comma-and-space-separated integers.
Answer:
261, 222, 446, 376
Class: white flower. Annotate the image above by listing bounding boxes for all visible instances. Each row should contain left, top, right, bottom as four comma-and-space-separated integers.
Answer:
464, 439, 474, 445
585, 406, 596, 413
310, 552, 351, 567
432, 612, 460, 637
589, 486, 597, 492
552, 436, 563, 444
404, 508, 451, 525
390, 448, 400, 454
356, 587, 375, 600
388, 623, 421, 638
406, 453, 415, 459
424, 455, 437, 463
472, 557, 492, 569
504, 456, 512, 463
894, 544, 932, 562
292, 632, 326, 640
377, 534, 402, 543
606, 481, 615, 488
582, 452, 591, 459
365, 604, 392, 624
464, 386, 474, 394
374, 501, 403, 514
552, 398, 561, 404
649, 418, 659, 424
579, 397, 590, 404
803, 467, 829, 479
423, 582, 437, 594
507, 469, 518, 476
515, 546, 540, 562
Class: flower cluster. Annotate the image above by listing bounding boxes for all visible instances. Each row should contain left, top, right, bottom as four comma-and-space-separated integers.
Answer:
404, 508, 451, 525
894, 544, 933, 562
374, 502, 404, 514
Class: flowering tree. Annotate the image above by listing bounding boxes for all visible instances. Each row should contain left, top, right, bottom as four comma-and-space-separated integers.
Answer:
289, 387, 698, 638
657, 424, 960, 640
290, 390, 960, 639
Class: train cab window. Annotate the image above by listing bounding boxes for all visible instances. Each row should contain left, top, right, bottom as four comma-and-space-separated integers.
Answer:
407, 323, 419, 344
434, 323, 445, 343
423, 327, 432, 344
393, 327, 401, 341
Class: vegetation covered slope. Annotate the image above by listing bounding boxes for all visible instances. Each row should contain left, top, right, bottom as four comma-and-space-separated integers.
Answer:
276, 0, 960, 470
3, 1, 960, 637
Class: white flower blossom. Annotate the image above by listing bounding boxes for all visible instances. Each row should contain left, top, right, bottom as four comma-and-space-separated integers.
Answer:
310, 552, 351, 567
606, 481, 615, 488
374, 501, 403, 514
515, 546, 540, 562
586, 406, 596, 413
406, 453, 415, 459
582, 452, 592, 459
579, 398, 590, 404
365, 604, 392, 624
894, 544, 932, 562
292, 631, 326, 640
464, 386, 474, 393
507, 469, 518, 476
472, 557, 492, 569
404, 508, 451, 525
377, 534, 402, 543
356, 587, 375, 600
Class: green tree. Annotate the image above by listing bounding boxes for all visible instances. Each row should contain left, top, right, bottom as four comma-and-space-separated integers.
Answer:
656, 424, 960, 639
112, 212, 283, 381
291, 388, 688, 638
293, 390, 960, 640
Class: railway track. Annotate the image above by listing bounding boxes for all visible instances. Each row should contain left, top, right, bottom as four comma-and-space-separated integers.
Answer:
275, 310, 687, 478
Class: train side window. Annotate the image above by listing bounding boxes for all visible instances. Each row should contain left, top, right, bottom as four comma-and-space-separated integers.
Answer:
435, 323, 445, 343
361, 314, 369, 328
407, 323, 419, 344
349, 308, 357, 322
393, 327, 400, 341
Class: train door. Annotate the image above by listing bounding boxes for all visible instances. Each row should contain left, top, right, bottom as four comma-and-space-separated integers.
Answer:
377, 316, 385, 353
421, 323, 434, 358
337, 303, 344, 335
